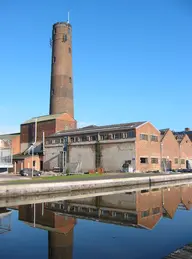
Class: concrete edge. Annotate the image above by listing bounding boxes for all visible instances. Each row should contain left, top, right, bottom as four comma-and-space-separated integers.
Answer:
0, 173, 192, 198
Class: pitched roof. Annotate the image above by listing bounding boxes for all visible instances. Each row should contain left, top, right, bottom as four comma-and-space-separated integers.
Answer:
22, 113, 74, 125
172, 131, 186, 143
0, 132, 20, 140
159, 128, 170, 141
48, 121, 147, 137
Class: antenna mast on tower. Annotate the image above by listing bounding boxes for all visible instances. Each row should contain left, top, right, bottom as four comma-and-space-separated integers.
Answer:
67, 11, 70, 24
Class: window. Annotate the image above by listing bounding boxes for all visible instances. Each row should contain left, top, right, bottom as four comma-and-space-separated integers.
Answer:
151, 158, 158, 164
175, 158, 178, 164
113, 133, 121, 139
90, 135, 98, 141
54, 28, 56, 34
140, 134, 148, 141
140, 157, 148, 164
151, 135, 158, 142
63, 34, 67, 42
70, 137, 75, 143
69, 47, 71, 54
33, 161, 36, 167
181, 159, 185, 165
52, 139, 55, 144
51, 88, 54, 96
53, 56, 56, 63
60, 138, 64, 144
127, 130, 135, 138
82, 136, 88, 141
141, 210, 150, 218
152, 207, 160, 215
68, 27, 71, 35
69, 77, 72, 83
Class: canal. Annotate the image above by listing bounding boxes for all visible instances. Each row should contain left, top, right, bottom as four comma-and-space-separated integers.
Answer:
1, 183, 192, 258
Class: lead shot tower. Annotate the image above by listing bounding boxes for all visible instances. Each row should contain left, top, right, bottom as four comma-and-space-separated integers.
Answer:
49, 18, 74, 118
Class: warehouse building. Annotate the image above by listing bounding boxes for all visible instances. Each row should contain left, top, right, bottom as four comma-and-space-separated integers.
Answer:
44, 121, 161, 173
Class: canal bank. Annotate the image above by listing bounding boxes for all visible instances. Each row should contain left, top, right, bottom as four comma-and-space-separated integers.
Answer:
1, 173, 192, 198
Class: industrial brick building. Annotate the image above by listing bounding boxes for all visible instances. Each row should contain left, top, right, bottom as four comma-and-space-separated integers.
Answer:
1, 18, 192, 175
3, 20, 77, 174
44, 121, 162, 173
44, 122, 192, 173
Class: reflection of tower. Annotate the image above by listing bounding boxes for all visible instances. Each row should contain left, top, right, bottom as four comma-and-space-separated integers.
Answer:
49, 20, 74, 118
0, 208, 12, 234
18, 204, 75, 259
48, 231, 73, 259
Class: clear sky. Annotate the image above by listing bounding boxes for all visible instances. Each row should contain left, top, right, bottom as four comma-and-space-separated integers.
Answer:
0, 0, 192, 133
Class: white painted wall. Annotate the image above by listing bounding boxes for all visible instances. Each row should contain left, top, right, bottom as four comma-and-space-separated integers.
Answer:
101, 142, 136, 171
69, 144, 95, 172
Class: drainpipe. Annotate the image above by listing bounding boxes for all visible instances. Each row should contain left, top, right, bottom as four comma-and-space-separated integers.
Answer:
179, 143, 181, 169
160, 142, 163, 172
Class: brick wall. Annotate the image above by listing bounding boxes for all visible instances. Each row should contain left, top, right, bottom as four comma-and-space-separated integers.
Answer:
136, 190, 162, 229
161, 130, 180, 170
136, 122, 161, 172
12, 135, 20, 155
162, 187, 181, 218
180, 135, 192, 168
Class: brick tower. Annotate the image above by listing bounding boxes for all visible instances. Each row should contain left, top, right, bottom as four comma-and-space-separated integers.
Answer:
49, 20, 74, 118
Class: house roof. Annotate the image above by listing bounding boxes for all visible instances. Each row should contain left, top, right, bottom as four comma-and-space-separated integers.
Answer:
22, 113, 74, 125
159, 128, 170, 141
172, 131, 186, 143
47, 121, 147, 138
0, 132, 20, 140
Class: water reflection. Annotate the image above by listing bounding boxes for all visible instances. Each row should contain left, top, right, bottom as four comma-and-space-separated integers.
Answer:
1, 184, 192, 258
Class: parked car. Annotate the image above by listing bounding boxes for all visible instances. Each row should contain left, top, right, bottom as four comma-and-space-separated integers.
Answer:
20, 168, 41, 177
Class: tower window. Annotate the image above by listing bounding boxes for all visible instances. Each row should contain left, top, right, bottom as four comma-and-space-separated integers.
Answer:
69, 77, 72, 83
63, 34, 67, 42
51, 89, 54, 96
54, 28, 56, 34
53, 56, 56, 63
68, 47, 71, 54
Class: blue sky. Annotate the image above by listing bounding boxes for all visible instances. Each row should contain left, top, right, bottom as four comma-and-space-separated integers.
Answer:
0, 0, 192, 133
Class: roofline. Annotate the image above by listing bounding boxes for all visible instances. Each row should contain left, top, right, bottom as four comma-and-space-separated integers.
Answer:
46, 121, 147, 138
0, 132, 20, 137
21, 118, 55, 126
160, 128, 171, 142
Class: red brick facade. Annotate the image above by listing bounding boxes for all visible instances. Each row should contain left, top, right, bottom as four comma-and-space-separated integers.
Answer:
135, 122, 160, 172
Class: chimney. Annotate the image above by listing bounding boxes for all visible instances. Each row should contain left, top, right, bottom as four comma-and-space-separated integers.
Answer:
185, 127, 190, 132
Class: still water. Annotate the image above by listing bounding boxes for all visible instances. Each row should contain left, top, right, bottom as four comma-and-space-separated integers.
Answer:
1, 184, 192, 258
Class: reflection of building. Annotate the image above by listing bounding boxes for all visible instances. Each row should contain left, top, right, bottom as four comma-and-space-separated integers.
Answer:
45, 191, 163, 230
18, 203, 76, 259
45, 185, 192, 231
0, 208, 12, 234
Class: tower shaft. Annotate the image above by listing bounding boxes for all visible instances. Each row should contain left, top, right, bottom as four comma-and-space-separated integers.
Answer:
49, 22, 74, 118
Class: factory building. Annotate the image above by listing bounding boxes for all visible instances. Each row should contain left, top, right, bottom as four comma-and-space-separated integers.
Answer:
44, 123, 192, 173
44, 121, 162, 173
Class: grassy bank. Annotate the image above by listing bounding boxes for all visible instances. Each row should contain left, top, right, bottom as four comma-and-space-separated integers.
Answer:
0, 173, 106, 185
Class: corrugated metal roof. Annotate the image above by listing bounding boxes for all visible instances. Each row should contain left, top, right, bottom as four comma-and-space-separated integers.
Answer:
47, 121, 147, 137
22, 113, 68, 125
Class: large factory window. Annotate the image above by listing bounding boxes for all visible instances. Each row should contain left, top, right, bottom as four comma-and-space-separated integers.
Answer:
140, 157, 148, 164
